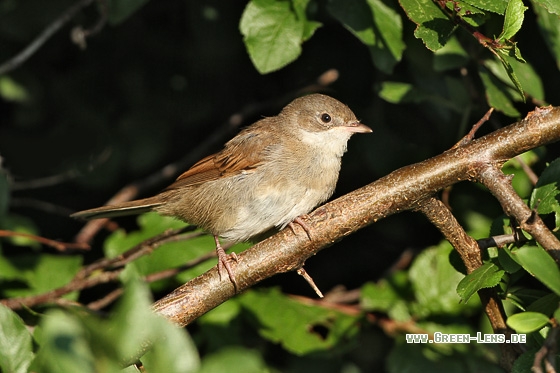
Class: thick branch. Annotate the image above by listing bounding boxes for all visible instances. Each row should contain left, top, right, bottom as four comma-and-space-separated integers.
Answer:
153, 106, 560, 326
477, 165, 560, 262
414, 196, 517, 370
414, 196, 482, 273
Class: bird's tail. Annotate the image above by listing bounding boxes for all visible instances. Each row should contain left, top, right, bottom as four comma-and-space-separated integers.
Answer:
70, 197, 164, 220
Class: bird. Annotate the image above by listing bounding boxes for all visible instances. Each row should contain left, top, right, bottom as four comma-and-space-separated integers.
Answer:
71, 93, 372, 288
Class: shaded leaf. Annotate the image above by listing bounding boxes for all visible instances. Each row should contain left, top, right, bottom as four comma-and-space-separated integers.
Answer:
532, 0, 560, 15
106, 0, 150, 25
409, 243, 474, 315
533, 1, 560, 69
433, 36, 469, 71
239, 288, 359, 355
399, 0, 456, 51
32, 310, 96, 373
197, 346, 268, 373
478, 67, 520, 117
510, 245, 560, 296
530, 158, 560, 216
327, 0, 401, 73
367, 0, 405, 63
0, 254, 82, 298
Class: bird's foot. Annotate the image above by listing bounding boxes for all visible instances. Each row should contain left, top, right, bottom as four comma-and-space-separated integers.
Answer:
288, 216, 313, 241
214, 236, 239, 290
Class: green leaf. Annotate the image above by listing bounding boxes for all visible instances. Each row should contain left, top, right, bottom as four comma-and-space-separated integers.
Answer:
526, 293, 560, 316
462, 0, 508, 14
0, 305, 34, 373
106, 0, 150, 25
197, 346, 269, 373
498, 0, 527, 41
409, 243, 475, 315
555, 307, 560, 323
0, 168, 9, 219
103, 213, 224, 288
0, 214, 40, 248
107, 0, 148, 25
485, 54, 544, 101
532, 0, 560, 15
0, 76, 29, 102
399, 0, 456, 51
239, 288, 359, 355
433, 36, 469, 71
361, 273, 407, 312
533, 1, 560, 69
292, 0, 321, 40
493, 49, 525, 100
510, 245, 560, 296
506, 311, 550, 333
478, 67, 520, 117
0, 254, 82, 298
367, 0, 405, 64
139, 317, 199, 373
497, 246, 521, 273
443, 1, 487, 27
327, 0, 402, 73
240, 0, 321, 74
457, 262, 505, 303
530, 158, 560, 216
32, 310, 96, 373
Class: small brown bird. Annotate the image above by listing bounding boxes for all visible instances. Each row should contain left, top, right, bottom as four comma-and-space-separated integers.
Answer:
72, 94, 371, 287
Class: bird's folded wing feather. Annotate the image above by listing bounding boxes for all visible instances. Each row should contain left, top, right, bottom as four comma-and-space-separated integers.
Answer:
164, 125, 275, 190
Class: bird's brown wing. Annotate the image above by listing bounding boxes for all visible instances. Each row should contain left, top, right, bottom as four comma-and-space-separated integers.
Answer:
164, 124, 274, 191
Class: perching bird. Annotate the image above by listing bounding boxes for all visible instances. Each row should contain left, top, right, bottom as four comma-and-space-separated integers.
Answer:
72, 94, 372, 287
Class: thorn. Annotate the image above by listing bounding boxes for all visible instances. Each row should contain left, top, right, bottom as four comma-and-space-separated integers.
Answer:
297, 267, 324, 298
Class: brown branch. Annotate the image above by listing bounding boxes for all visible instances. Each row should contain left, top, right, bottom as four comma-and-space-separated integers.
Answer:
477, 166, 560, 262
153, 106, 560, 327
414, 196, 482, 272
414, 197, 517, 370
0, 227, 205, 310
0, 230, 89, 252
477, 234, 521, 249
533, 324, 558, 373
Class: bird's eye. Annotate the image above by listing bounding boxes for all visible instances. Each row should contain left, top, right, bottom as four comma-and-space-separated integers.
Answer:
320, 113, 331, 123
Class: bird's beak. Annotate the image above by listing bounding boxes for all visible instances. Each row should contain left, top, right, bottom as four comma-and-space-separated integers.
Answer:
344, 121, 372, 133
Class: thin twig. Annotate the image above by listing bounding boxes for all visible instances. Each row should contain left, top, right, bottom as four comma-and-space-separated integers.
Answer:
0, 0, 97, 75
0, 226, 206, 310
0, 230, 90, 251
87, 244, 221, 310
477, 234, 523, 249
532, 324, 558, 373
296, 267, 324, 298
454, 107, 494, 147
477, 165, 560, 262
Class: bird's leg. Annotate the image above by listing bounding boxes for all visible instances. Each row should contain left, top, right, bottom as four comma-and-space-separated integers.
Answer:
214, 235, 238, 289
288, 216, 313, 240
